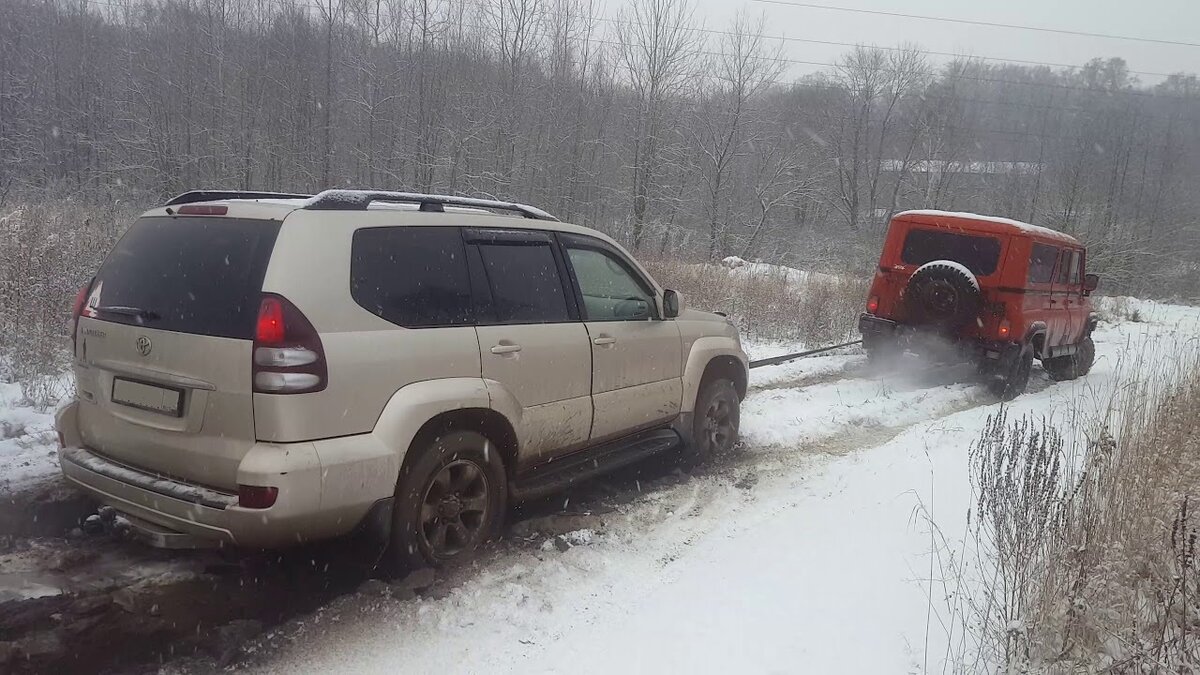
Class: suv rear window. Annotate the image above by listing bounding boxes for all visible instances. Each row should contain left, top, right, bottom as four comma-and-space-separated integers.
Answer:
90, 217, 280, 339
351, 227, 473, 327
900, 228, 1001, 276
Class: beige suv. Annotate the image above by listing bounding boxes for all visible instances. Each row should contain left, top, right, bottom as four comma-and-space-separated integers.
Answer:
55, 190, 748, 569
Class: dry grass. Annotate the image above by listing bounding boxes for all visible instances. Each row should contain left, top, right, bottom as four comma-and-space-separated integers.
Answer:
0, 200, 133, 406
640, 257, 869, 345
963, 338, 1200, 672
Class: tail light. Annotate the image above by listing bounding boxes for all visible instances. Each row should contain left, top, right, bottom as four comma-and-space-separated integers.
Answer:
252, 294, 327, 394
998, 320, 1011, 339
238, 485, 279, 509
71, 279, 93, 352
866, 296, 880, 314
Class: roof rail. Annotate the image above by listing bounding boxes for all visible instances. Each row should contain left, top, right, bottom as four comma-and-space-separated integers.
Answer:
164, 190, 313, 206
301, 189, 559, 221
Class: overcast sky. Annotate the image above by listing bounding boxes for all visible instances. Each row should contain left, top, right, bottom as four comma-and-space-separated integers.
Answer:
603, 0, 1199, 85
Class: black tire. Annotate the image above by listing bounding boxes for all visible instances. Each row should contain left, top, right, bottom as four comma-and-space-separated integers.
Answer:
681, 378, 740, 467
388, 429, 507, 572
1073, 335, 1096, 377
1042, 335, 1096, 381
987, 344, 1034, 401
904, 261, 982, 331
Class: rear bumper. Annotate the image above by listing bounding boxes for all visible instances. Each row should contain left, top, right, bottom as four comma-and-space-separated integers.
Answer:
55, 401, 396, 549
858, 313, 898, 337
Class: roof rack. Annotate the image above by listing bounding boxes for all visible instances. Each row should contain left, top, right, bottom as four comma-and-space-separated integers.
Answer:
164, 190, 313, 206
301, 189, 559, 222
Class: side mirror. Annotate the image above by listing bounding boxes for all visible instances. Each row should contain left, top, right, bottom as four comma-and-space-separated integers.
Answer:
663, 289, 682, 319
1083, 273, 1100, 294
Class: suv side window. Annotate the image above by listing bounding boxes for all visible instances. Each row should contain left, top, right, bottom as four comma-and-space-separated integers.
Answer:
1028, 243, 1060, 284
475, 241, 572, 324
562, 240, 656, 321
351, 226, 473, 327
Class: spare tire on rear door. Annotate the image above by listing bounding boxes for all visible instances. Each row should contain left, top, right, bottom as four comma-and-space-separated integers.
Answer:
903, 260, 982, 331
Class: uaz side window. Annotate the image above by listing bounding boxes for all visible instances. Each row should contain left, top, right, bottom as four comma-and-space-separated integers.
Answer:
1028, 243, 1060, 284
900, 228, 1001, 276
351, 227, 473, 327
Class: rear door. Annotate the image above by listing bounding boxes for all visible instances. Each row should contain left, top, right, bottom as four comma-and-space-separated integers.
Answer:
467, 229, 593, 465
1061, 249, 1085, 344
1049, 247, 1075, 346
1025, 242, 1060, 346
74, 215, 280, 490
559, 233, 682, 442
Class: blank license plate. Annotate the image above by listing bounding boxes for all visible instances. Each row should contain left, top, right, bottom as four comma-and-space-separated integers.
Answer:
112, 378, 184, 417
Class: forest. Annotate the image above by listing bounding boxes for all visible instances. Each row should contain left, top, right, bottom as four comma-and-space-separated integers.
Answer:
1, 0, 1198, 297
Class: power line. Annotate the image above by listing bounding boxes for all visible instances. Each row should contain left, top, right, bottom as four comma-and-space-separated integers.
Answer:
71, 0, 1198, 100
748, 0, 1200, 48
585, 16, 1176, 79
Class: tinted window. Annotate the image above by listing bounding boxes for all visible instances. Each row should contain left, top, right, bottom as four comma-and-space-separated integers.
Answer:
1028, 243, 1060, 284
477, 243, 570, 323
351, 227, 473, 327
565, 245, 655, 321
89, 217, 280, 339
900, 228, 1001, 275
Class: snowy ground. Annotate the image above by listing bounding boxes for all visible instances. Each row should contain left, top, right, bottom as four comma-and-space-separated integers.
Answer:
0, 377, 69, 495
238, 299, 1200, 675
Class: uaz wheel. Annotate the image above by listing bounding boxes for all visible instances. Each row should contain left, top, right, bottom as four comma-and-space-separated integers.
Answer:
904, 261, 982, 332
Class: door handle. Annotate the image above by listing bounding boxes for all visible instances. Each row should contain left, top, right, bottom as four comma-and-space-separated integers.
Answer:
490, 344, 522, 355
592, 336, 617, 346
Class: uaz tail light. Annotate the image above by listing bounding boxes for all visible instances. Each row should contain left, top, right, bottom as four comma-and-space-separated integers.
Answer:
252, 294, 327, 394
866, 296, 880, 314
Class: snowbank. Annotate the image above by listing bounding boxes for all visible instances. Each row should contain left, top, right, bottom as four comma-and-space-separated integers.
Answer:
246, 305, 1200, 675
0, 378, 69, 495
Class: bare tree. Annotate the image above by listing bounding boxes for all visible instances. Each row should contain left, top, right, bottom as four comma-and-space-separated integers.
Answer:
615, 0, 701, 250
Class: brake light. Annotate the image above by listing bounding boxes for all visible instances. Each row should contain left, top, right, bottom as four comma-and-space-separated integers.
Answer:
998, 320, 1011, 339
256, 297, 286, 344
176, 204, 228, 216
252, 294, 327, 394
71, 279, 93, 352
238, 485, 279, 509
866, 296, 880, 314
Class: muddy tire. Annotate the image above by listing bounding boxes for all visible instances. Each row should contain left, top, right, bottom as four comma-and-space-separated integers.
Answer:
987, 344, 1034, 401
681, 378, 740, 467
1042, 335, 1096, 381
904, 261, 982, 331
387, 429, 507, 573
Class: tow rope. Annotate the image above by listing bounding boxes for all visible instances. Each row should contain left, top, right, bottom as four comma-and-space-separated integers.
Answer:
748, 339, 864, 369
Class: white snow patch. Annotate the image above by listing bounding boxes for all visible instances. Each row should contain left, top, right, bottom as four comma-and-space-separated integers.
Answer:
0, 377, 71, 496
248, 303, 1200, 675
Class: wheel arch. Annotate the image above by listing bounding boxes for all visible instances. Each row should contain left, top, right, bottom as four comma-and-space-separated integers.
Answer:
373, 378, 520, 478
682, 338, 749, 413
1024, 321, 1049, 358
404, 408, 519, 478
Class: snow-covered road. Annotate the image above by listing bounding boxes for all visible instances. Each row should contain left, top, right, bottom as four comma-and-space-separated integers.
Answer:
243, 301, 1200, 675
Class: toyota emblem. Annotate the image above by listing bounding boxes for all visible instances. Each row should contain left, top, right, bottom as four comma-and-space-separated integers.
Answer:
135, 336, 153, 356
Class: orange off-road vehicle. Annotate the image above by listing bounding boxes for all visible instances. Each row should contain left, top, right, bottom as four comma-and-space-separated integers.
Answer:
858, 210, 1100, 400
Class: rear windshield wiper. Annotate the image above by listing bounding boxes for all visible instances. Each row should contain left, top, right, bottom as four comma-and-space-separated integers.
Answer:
94, 305, 161, 321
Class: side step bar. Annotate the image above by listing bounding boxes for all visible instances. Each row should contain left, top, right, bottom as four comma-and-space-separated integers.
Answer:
510, 428, 682, 502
